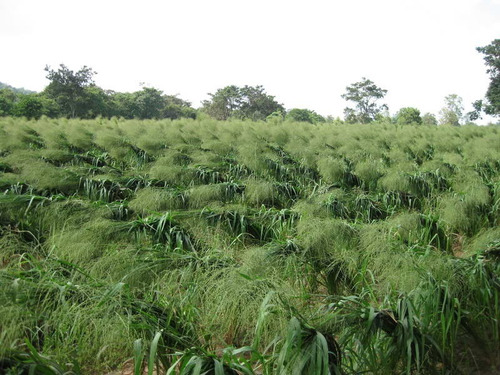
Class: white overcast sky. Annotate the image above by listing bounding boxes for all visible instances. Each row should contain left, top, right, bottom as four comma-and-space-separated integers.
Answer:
1, 0, 499, 122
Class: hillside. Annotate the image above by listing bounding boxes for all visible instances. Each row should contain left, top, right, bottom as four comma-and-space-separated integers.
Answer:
0, 81, 36, 95
0, 118, 499, 374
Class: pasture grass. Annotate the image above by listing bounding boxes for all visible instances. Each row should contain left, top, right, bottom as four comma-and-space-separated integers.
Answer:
1, 117, 499, 374
129, 187, 187, 214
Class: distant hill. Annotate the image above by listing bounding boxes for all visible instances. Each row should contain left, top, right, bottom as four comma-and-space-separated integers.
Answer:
0, 82, 36, 95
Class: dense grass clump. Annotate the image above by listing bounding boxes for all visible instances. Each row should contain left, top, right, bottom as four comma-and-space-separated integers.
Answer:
1, 117, 499, 374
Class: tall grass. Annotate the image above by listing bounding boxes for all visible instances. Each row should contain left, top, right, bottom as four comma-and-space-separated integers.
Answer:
1, 117, 500, 374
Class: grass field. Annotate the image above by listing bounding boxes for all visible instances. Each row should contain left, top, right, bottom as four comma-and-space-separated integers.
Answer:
0, 117, 499, 374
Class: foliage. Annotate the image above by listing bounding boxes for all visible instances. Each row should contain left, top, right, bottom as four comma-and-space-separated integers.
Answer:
1, 117, 499, 374
0, 81, 35, 95
201, 85, 284, 121
163, 95, 197, 120
439, 94, 464, 126
276, 317, 341, 375
341, 77, 388, 123
14, 94, 44, 119
286, 108, 325, 124
395, 107, 422, 125
132, 87, 165, 119
421, 112, 437, 125
1, 66, 197, 120
43, 64, 97, 118
0, 88, 17, 116
476, 39, 500, 117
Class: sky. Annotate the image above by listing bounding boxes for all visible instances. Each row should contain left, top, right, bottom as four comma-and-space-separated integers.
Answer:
0, 0, 499, 123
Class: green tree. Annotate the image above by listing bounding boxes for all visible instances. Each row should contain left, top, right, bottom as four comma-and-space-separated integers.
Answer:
237, 85, 284, 121
395, 107, 422, 125
201, 85, 241, 120
286, 108, 325, 124
439, 94, 463, 126
475, 39, 500, 117
266, 110, 285, 122
109, 91, 135, 118
421, 112, 438, 126
467, 100, 484, 121
202, 85, 284, 121
14, 94, 43, 119
163, 95, 196, 120
43, 64, 97, 118
0, 88, 17, 116
108, 88, 196, 120
341, 78, 388, 123
131, 87, 165, 119
83, 86, 114, 118
0, 82, 35, 95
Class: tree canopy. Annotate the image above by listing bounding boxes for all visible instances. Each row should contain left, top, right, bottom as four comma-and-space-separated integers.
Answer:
439, 94, 464, 126
14, 95, 44, 119
341, 78, 388, 123
421, 112, 438, 126
396, 107, 422, 125
44, 64, 97, 118
0, 65, 197, 120
0, 89, 16, 116
2, 51, 497, 124
475, 39, 500, 117
201, 85, 284, 121
286, 108, 325, 124
110, 88, 196, 119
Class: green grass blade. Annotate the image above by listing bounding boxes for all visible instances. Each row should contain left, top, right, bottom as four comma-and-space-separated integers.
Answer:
148, 331, 162, 375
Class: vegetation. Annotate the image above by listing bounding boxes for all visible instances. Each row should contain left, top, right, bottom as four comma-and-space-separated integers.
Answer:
395, 107, 422, 125
1, 116, 499, 374
341, 78, 388, 124
0, 65, 197, 120
201, 85, 284, 121
3, 38, 500, 124
286, 108, 326, 124
474, 39, 500, 118
44, 64, 98, 118
439, 94, 464, 126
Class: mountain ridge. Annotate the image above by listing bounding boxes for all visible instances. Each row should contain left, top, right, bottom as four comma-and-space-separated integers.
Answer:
0, 81, 36, 95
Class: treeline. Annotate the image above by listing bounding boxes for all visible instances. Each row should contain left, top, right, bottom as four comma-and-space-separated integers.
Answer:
0, 65, 327, 124
0, 39, 498, 124
0, 71, 448, 125
0, 65, 197, 120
